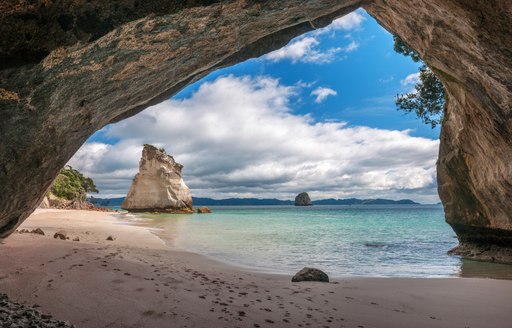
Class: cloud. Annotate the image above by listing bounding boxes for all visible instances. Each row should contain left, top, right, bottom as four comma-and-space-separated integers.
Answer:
401, 72, 420, 87
343, 40, 359, 52
379, 76, 395, 84
264, 37, 341, 64
70, 75, 440, 203
263, 11, 365, 64
311, 87, 337, 103
326, 12, 365, 32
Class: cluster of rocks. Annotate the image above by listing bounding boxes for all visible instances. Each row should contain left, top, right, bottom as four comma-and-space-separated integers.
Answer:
52, 230, 114, 242
0, 293, 74, 327
40, 195, 115, 212
17, 228, 45, 235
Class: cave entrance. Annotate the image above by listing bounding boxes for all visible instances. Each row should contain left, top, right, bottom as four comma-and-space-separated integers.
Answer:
1, 1, 510, 267
75, 9, 441, 205
70, 9, 459, 277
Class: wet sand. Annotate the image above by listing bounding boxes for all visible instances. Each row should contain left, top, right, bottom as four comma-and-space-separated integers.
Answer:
0, 209, 511, 328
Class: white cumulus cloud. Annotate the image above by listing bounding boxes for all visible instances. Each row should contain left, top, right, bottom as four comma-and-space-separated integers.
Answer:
343, 40, 359, 53
401, 72, 420, 87
263, 11, 365, 65
318, 11, 366, 34
264, 37, 341, 64
69, 75, 440, 203
311, 87, 338, 103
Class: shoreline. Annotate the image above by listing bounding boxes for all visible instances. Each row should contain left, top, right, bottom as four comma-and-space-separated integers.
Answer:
123, 208, 512, 280
0, 209, 511, 327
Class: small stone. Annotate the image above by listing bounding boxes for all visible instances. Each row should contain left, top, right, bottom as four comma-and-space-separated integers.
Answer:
106, 235, 115, 241
31, 228, 45, 235
53, 231, 67, 240
72, 236, 80, 242
291, 267, 329, 283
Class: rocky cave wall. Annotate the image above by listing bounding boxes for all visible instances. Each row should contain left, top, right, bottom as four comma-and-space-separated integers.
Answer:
365, 0, 512, 261
0, 0, 511, 261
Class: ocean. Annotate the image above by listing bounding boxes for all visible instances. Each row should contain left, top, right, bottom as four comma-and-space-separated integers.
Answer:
121, 205, 512, 278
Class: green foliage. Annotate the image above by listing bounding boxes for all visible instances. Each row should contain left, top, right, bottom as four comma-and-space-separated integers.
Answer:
393, 35, 421, 62
49, 165, 98, 201
393, 36, 446, 128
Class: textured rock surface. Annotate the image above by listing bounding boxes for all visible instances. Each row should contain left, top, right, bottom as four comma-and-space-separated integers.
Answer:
39, 196, 50, 209
365, 0, 512, 262
122, 145, 193, 213
295, 192, 313, 206
197, 207, 212, 214
53, 231, 67, 240
292, 267, 329, 283
0, 293, 74, 328
0, 0, 511, 262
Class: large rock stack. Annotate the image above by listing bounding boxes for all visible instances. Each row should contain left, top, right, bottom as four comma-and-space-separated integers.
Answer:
122, 145, 193, 213
295, 192, 312, 206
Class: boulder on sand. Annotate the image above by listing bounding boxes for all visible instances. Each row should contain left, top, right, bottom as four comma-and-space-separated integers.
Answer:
292, 267, 329, 282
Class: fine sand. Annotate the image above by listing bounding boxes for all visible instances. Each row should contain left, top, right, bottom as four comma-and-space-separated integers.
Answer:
1, 209, 511, 328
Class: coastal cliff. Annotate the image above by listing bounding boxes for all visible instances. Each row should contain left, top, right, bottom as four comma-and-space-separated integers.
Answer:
0, 0, 511, 262
122, 145, 193, 213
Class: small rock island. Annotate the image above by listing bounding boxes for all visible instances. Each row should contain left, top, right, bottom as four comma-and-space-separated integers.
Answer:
122, 144, 194, 213
294, 192, 312, 206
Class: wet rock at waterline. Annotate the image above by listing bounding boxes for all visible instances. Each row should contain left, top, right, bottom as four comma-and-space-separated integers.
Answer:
292, 267, 329, 283
197, 207, 212, 214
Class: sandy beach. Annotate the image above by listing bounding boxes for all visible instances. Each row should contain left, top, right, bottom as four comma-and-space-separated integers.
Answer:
1, 209, 511, 328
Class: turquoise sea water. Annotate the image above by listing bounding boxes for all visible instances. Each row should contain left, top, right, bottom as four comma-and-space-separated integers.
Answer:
123, 205, 512, 278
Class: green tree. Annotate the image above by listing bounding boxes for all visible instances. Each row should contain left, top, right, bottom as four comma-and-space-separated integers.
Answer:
394, 36, 446, 128
49, 165, 98, 201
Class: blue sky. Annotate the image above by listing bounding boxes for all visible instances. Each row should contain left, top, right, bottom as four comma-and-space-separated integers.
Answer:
74, 9, 441, 203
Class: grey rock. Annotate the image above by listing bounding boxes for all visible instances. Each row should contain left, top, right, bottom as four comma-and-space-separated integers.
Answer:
448, 243, 512, 264
292, 267, 329, 283
0, 293, 74, 327
31, 228, 45, 236
295, 192, 312, 206
53, 231, 67, 240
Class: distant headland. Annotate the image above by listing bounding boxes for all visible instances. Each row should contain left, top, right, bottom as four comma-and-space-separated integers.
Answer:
88, 196, 420, 207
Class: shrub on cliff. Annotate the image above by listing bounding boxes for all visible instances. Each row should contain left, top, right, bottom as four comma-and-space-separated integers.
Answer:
49, 165, 98, 201
394, 35, 446, 128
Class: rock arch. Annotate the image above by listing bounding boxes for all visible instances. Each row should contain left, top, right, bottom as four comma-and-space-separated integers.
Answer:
0, 0, 511, 261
